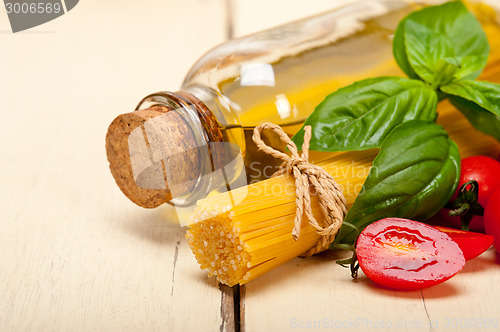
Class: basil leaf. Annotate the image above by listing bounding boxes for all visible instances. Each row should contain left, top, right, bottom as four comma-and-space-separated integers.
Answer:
441, 79, 500, 139
433, 58, 459, 88
441, 80, 500, 116
292, 77, 438, 152
404, 20, 457, 85
393, 13, 418, 80
450, 55, 489, 81
448, 97, 500, 141
394, 1, 489, 83
333, 120, 460, 246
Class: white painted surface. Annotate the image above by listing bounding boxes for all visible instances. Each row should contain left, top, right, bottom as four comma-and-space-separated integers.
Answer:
1, 0, 499, 331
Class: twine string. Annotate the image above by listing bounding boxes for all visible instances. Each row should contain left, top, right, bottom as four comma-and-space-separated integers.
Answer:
252, 123, 347, 256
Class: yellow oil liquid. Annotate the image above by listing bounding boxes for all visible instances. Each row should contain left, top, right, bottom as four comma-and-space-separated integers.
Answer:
217, 2, 500, 182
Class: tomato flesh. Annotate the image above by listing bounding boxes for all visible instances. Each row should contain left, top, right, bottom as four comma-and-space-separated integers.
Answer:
356, 218, 465, 291
433, 226, 493, 260
484, 188, 500, 253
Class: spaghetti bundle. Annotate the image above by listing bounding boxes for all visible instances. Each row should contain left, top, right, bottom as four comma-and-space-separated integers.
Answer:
186, 150, 374, 286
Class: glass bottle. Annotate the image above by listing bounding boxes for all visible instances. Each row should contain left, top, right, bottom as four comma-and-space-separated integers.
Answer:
106, 0, 500, 209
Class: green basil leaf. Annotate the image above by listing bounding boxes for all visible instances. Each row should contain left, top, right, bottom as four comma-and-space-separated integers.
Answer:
441, 79, 500, 140
393, 15, 418, 80
404, 20, 457, 85
333, 120, 460, 246
433, 58, 460, 87
448, 96, 500, 141
449, 55, 489, 81
441, 80, 500, 116
394, 1, 489, 83
292, 77, 438, 152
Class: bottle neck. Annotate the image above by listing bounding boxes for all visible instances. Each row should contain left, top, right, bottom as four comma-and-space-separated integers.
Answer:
106, 91, 227, 209
136, 91, 227, 207
136, 91, 224, 148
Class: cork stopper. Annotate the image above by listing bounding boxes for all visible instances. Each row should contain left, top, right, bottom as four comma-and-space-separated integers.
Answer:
106, 105, 202, 208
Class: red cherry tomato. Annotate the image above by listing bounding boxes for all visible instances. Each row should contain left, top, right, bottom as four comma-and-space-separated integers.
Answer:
433, 226, 493, 260
457, 156, 500, 206
438, 156, 500, 232
484, 188, 500, 253
356, 218, 465, 291
435, 210, 485, 233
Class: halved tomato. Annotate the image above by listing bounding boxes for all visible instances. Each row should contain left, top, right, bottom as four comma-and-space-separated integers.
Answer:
356, 218, 465, 291
433, 226, 493, 260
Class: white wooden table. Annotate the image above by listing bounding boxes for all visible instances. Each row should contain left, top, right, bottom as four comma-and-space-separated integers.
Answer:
1, 1, 499, 331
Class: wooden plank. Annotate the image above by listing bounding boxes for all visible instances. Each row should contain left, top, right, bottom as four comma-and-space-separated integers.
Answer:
0, 0, 235, 331
243, 249, 500, 332
242, 251, 430, 332
421, 249, 500, 331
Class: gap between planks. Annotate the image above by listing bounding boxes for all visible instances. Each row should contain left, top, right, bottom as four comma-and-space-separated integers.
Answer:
219, 284, 243, 332
219, 1, 241, 331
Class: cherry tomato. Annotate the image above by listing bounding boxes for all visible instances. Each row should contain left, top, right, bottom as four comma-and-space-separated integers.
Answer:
457, 156, 500, 206
484, 188, 500, 253
433, 226, 493, 260
356, 218, 465, 291
435, 210, 485, 233
439, 156, 500, 232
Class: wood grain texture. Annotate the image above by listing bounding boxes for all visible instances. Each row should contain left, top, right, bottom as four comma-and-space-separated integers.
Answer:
2, 0, 500, 331
0, 0, 232, 331
243, 249, 500, 332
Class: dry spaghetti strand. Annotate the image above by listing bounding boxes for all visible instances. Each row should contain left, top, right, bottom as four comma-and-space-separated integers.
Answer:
252, 123, 347, 256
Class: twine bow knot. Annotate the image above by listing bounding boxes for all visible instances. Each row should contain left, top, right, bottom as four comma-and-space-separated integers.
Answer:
252, 123, 347, 256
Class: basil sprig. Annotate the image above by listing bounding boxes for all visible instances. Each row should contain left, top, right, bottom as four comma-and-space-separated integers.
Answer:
397, 1, 500, 138
290, 1, 500, 247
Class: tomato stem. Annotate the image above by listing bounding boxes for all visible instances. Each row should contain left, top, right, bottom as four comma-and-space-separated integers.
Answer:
333, 221, 361, 278
448, 203, 470, 216
445, 180, 484, 231
350, 252, 359, 279
336, 250, 359, 279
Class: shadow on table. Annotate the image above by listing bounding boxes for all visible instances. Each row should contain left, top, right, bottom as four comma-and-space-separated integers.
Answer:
240, 249, 467, 300
460, 248, 499, 274
361, 277, 460, 299
115, 204, 186, 245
